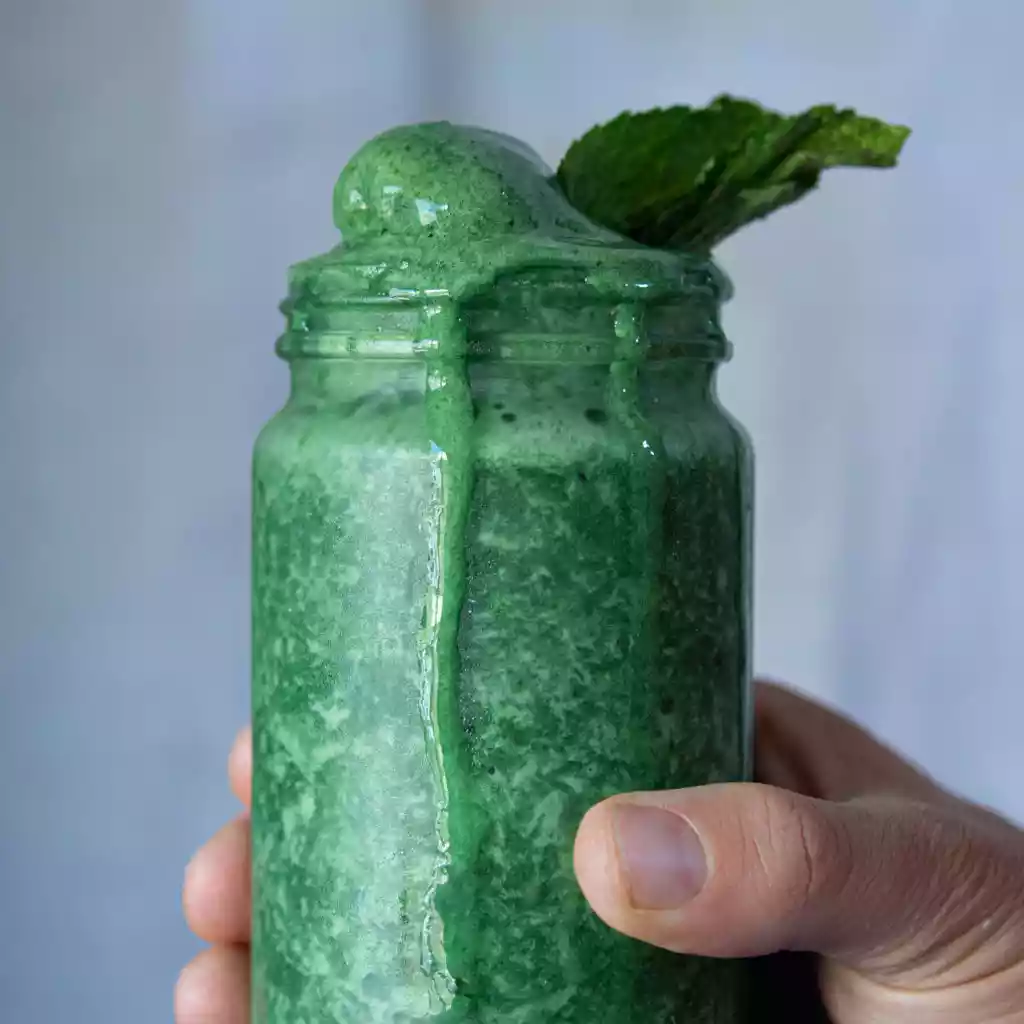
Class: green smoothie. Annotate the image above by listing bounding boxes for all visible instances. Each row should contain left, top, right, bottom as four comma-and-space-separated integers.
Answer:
251, 109, 903, 1022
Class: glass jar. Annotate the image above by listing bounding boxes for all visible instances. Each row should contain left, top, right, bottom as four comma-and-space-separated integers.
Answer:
251, 124, 753, 1024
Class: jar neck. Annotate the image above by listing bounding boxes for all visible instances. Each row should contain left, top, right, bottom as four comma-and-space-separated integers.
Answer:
287, 358, 424, 407
287, 356, 719, 408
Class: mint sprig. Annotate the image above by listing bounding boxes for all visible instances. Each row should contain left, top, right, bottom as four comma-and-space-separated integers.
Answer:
556, 95, 910, 251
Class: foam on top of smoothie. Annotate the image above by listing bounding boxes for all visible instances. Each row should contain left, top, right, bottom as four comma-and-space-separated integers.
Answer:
283, 122, 726, 321
333, 123, 612, 246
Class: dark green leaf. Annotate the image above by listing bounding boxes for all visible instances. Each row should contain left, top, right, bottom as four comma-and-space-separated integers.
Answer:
556, 95, 910, 251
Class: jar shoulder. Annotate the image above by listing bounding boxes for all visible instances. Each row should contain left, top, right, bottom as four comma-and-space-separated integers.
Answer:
253, 392, 751, 473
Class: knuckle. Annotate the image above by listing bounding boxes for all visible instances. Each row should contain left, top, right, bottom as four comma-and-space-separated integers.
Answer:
746, 786, 853, 913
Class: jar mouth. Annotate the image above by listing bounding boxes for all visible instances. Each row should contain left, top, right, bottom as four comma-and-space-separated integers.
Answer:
277, 245, 732, 364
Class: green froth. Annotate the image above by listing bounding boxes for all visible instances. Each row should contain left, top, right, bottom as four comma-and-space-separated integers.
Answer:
332, 123, 603, 245
252, 122, 751, 1022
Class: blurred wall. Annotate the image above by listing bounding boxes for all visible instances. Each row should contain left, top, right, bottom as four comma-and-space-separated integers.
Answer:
2, 1, 1022, 1020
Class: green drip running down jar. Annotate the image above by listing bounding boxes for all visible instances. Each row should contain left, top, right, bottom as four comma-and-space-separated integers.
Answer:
251, 122, 753, 1024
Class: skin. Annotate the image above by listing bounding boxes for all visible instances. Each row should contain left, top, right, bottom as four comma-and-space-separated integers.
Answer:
177, 682, 1024, 1023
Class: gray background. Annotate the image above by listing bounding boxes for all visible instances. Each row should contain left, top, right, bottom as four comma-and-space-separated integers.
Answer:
2, 1, 1022, 1020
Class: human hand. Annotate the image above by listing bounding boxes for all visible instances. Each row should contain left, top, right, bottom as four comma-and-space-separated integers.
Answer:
575, 682, 1024, 1021
176, 727, 252, 1024
177, 684, 1024, 1022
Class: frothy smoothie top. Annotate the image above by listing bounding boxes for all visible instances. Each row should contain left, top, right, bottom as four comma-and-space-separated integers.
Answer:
283, 122, 723, 320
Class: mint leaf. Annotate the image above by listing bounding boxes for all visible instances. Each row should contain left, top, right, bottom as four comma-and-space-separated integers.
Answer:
556, 95, 910, 251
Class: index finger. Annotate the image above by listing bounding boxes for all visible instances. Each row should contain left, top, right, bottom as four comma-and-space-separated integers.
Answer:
229, 726, 251, 810
754, 680, 941, 803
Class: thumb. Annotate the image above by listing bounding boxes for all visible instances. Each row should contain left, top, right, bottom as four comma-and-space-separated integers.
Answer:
574, 782, 1024, 982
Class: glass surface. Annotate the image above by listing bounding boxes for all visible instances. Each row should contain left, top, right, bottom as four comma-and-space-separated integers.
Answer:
251, 123, 753, 1023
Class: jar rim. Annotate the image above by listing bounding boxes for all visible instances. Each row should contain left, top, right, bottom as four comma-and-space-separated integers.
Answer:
277, 248, 732, 363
